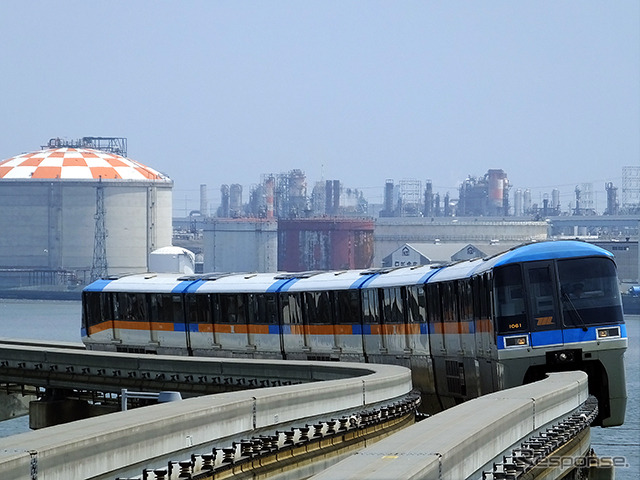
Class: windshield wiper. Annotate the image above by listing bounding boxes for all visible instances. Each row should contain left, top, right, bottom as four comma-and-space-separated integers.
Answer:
562, 292, 588, 332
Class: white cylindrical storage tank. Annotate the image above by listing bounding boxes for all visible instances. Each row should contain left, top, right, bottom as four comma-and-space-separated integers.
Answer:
523, 189, 532, 214
0, 147, 173, 282
199, 184, 208, 216
514, 189, 523, 216
149, 246, 195, 274
552, 189, 561, 211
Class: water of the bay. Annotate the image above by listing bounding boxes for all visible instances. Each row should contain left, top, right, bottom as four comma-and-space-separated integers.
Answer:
0, 299, 637, 478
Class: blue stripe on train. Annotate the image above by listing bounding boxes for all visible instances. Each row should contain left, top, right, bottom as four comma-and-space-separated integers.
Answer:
174, 323, 199, 332
83, 279, 114, 292
269, 325, 281, 334
351, 274, 379, 289
278, 278, 300, 292
418, 269, 440, 284
280, 325, 291, 334
176, 280, 203, 293
267, 278, 298, 292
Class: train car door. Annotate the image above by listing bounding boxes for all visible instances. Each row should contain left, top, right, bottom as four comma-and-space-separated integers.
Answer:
279, 292, 307, 358
246, 293, 281, 358
334, 289, 365, 361
441, 282, 462, 355
216, 293, 251, 354
457, 280, 475, 357
361, 288, 385, 359
380, 286, 409, 357
184, 292, 212, 354
151, 292, 189, 352
472, 274, 496, 395
111, 292, 150, 348
303, 290, 334, 359
426, 283, 445, 355
405, 285, 428, 355
522, 261, 563, 348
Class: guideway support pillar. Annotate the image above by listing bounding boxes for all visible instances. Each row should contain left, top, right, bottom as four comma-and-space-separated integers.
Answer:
29, 389, 116, 429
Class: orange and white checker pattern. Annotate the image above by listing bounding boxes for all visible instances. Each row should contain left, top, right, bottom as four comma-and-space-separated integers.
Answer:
0, 148, 169, 181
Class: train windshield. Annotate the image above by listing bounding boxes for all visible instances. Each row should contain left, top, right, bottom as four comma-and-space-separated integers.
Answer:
558, 257, 624, 327
494, 264, 528, 334
494, 256, 624, 334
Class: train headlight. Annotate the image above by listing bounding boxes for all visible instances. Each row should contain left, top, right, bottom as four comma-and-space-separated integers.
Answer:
504, 335, 529, 348
596, 327, 620, 339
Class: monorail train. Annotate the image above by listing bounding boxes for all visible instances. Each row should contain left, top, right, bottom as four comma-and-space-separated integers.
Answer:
81, 240, 627, 426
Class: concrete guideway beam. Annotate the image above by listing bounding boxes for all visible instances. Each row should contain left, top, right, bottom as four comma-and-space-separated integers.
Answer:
0, 347, 412, 480
0, 340, 381, 395
309, 371, 590, 480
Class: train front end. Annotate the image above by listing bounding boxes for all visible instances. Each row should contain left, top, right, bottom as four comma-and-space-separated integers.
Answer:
492, 241, 627, 427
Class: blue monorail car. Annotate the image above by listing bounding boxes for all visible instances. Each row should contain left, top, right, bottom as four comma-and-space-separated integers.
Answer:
81, 240, 627, 426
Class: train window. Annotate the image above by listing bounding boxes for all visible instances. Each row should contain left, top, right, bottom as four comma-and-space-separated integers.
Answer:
440, 282, 457, 323
280, 293, 303, 325
251, 293, 278, 325
558, 257, 624, 326
170, 294, 184, 324
458, 280, 473, 323
406, 286, 426, 324
149, 294, 163, 324
525, 265, 557, 331
361, 289, 380, 324
113, 292, 147, 322
186, 294, 211, 324
149, 294, 161, 323
83, 292, 108, 328
481, 275, 491, 318
219, 294, 247, 324
426, 284, 441, 324
472, 274, 491, 320
304, 291, 333, 325
494, 265, 528, 333
336, 290, 361, 324
151, 294, 173, 324
381, 287, 404, 324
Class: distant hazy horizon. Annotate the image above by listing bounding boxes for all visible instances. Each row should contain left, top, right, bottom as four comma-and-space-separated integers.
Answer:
1, 2, 638, 215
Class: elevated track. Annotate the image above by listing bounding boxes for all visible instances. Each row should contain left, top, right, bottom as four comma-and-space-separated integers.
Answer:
0, 340, 600, 480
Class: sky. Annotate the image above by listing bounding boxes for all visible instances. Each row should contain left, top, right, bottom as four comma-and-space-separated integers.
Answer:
1, 1, 638, 216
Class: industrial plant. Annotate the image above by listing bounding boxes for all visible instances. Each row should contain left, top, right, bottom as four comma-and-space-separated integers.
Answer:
0, 137, 638, 297
194, 165, 638, 277
209, 166, 639, 222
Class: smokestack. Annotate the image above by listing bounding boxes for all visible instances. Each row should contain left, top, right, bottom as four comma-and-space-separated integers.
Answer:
230, 184, 243, 217
200, 184, 208, 216
424, 180, 433, 217
265, 176, 275, 219
220, 184, 230, 217
384, 179, 394, 216
605, 182, 618, 215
